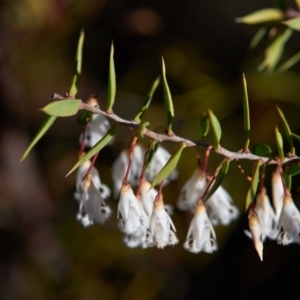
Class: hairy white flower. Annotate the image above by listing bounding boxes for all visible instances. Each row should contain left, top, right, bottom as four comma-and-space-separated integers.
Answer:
184, 200, 217, 253
147, 194, 178, 248
74, 160, 111, 201
177, 168, 207, 211
112, 145, 144, 197
146, 146, 178, 183
272, 167, 284, 221
277, 194, 300, 245
139, 180, 158, 216
118, 184, 146, 234
248, 209, 263, 261
77, 174, 111, 227
206, 185, 239, 226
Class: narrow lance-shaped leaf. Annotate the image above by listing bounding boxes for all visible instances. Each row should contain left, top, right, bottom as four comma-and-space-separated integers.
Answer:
245, 160, 262, 211
283, 17, 300, 31
66, 123, 118, 176
199, 113, 209, 140
162, 58, 174, 135
296, 0, 300, 11
284, 173, 292, 190
235, 8, 283, 24
249, 27, 268, 50
204, 160, 230, 201
277, 51, 300, 73
107, 42, 116, 113
275, 126, 284, 161
292, 132, 300, 143
151, 142, 185, 188
20, 116, 56, 162
146, 141, 159, 168
208, 109, 222, 150
259, 28, 293, 71
41, 99, 82, 117
276, 106, 295, 155
285, 164, 300, 176
242, 74, 250, 151
134, 76, 160, 123
69, 28, 85, 97
250, 143, 272, 157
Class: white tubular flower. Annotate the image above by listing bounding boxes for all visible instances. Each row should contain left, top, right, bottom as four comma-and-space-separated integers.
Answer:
139, 180, 158, 216
272, 167, 284, 221
177, 168, 207, 211
77, 174, 111, 227
146, 146, 178, 183
206, 185, 239, 226
184, 200, 217, 254
118, 184, 145, 235
112, 145, 144, 197
248, 209, 263, 261
277, 194, 300, 245
74, 160, 111, 201
123, 226, 149, 249
147, 193, 178, 249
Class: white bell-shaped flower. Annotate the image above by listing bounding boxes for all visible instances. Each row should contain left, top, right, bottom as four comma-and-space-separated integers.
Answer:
177, 168, 207, 211
272, 167, 284, 221
112, 145, 144, 197
184, 200, 217, 253
206, 185, 239, 226
248, 209, 263, 261
139, 180, 158, 216
77, 174, 111, 227
147, 193, 178, 248
277, 194, 300, 245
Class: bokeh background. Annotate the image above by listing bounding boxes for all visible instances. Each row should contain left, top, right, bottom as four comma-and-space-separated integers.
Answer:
2, 0, 300, 299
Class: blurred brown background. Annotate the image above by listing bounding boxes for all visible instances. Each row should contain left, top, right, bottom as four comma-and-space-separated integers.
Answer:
1, 0, 300, 299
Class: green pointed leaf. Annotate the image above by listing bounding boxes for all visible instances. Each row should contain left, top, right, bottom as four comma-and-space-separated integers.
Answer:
245, 160, 262, 211
250, 143, 272, 157
41, 100, 81, 117
199, 113, 209, 139
20, 115, 56, 161
77, 110, 93, 125
162, 58, 174, 135
134, 76, 160, 123
273, 0, 288, 10
284, 173, 292, 190
283, 17, 300, 30
276, 106, 295, 155
292, 132, 300, 143
146, 142, 159, 167
66, 123, 118, 176
259, 28, 293, 71
151, 142, 185, 188
275, 127, 284, 161
296, 0, 300, 11
249, 27, 268, 50
242, 74, 250, 151
208, 109, 222, 150
204, 160, 230, 201
236, 8, 283, 24
277, 51, 300, 72
69, 29, 85, 97
107, 42, 116, 113
285, 164, 300, 176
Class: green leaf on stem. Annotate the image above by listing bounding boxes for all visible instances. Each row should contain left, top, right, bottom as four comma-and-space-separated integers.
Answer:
277, 51, 300, 72
284, 173, 292, 190
199, 113, 209, 139
134, 76, 160, 123
276, 106, 295, 155
250, 143, 272, 157
77, 110, 93, 125
41, 100, 82, 117
204, 160, 230, 201
296, 0, 300, 11
20, 115, 56, 161
285, 164, 300, 176
235, 8, 283, 24
151, 142, 185, 188
249, 27, 268, 50
162, 57, 174, 135
69, 29, 85, 97
242, 74, 250, 151
259, 28, 293, 71
245, 160, 262, 211
208, 109, 221, 150
107, 42, 116, 113
66, 123, 118, 176
292, 132, 300, 143
146, 142, 159, 168
275, 126, 284, 161
283, 17, 300, 30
